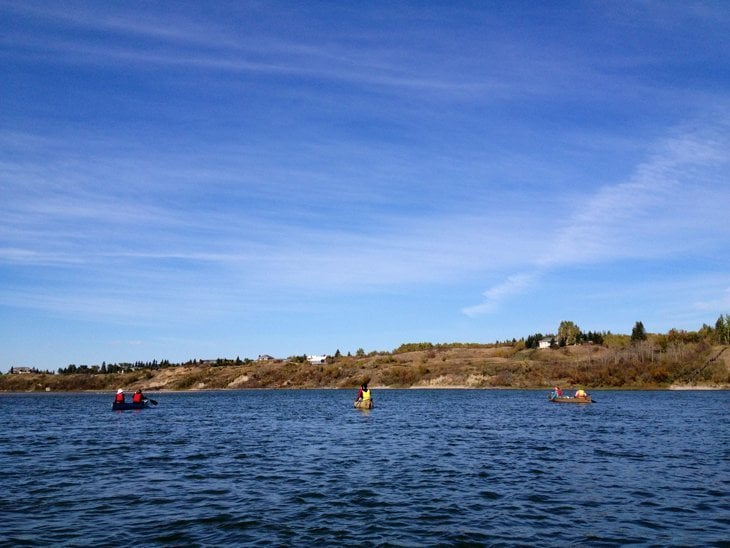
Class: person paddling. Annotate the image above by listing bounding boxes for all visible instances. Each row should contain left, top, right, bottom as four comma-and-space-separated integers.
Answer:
132, 389, 145, 404
114, 389, 125, 404
355, 383, 372, 406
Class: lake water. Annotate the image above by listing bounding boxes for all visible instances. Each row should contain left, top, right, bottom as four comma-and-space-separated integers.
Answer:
1, 389, 728, 546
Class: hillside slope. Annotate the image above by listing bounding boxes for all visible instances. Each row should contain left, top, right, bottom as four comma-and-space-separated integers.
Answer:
2, 344, 728, 392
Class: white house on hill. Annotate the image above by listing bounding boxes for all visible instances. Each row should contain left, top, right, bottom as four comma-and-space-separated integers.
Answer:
307, 354, 328, 364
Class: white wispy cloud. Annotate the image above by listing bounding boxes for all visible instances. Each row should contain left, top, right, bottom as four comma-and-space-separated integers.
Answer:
463, 114, 730, 316
0, 5, 492, 98
5, 112, 728, 327
6, 0, 681, 104
462, 273, 540, 317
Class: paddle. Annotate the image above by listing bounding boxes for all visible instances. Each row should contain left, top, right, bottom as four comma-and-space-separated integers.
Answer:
146, 398, 158, 406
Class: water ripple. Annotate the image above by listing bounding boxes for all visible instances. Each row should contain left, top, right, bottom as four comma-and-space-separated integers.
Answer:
1, 389, 728, 545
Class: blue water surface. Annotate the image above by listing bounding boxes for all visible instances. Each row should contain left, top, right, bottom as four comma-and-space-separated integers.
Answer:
1, 389, 728, 546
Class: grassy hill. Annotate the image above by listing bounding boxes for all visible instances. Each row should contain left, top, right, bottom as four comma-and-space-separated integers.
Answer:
2, 341, 728, 392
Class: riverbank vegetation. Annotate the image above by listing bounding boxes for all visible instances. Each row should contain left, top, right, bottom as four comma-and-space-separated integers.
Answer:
2, 317, 729, 392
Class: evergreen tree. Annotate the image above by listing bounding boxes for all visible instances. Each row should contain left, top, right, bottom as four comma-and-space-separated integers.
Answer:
716, 314, 730, 344
631, 321, 647, 342
525, 333, 544, 349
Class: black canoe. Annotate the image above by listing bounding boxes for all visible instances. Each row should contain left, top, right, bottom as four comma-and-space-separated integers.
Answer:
112, 401, 153, 410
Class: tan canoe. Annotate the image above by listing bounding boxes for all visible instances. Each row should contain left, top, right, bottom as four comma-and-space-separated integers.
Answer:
548, 395, 593, 404
354, 399, 374, 409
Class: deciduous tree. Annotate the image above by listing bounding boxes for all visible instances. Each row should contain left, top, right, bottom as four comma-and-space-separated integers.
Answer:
557, 321, 580, 346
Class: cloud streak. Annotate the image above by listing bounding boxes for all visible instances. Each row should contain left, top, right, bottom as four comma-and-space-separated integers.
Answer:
463, 273, 540, 317
1, 5, 493, 98
4, 112, 729, 327
464, 114, 730, 316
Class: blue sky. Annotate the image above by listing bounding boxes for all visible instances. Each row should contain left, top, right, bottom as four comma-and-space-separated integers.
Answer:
2, 1, 729, 371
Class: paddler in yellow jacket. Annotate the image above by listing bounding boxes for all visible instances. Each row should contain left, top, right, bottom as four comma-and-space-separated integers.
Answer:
574, 388, 587, 398
355, 383, 372, 404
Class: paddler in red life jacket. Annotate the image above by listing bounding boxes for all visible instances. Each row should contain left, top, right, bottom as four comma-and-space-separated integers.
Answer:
114, 389, 125, 404
132, 389, 144, 404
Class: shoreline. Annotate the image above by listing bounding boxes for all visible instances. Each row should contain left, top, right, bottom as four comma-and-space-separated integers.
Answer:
2, 385, 728, 395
